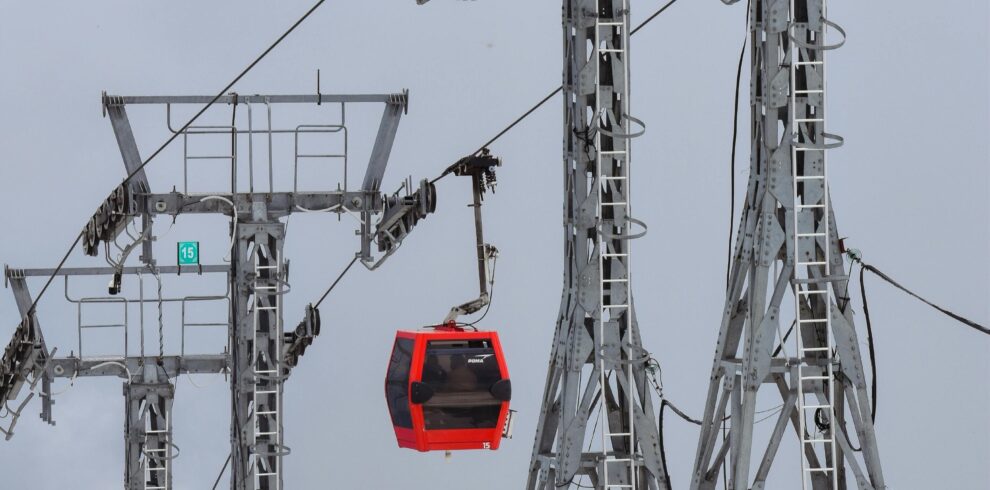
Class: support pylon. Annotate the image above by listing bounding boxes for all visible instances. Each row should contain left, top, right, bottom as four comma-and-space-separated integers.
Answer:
527, 1, 668, 489
690, 2, 885, 489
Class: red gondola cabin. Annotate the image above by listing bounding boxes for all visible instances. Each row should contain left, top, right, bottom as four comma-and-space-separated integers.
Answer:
385, 323, 511, 451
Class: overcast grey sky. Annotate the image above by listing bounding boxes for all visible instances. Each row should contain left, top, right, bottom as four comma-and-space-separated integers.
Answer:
0, 1, 987, 489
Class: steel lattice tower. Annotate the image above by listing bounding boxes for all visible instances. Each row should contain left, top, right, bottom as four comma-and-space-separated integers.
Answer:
527, 2, 668, 489
690, 1, 886, 489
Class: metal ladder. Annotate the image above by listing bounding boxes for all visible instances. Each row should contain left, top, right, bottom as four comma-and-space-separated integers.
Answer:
143, 401, 171, 490
252, 247, 283, 489
595, 3, 637, 489
790, 1, 839, 487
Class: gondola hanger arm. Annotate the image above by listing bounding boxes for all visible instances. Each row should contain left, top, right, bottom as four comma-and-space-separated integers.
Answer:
442, 150, 501, 324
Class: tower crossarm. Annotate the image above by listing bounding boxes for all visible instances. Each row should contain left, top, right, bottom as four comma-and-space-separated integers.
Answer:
140, 192, 380, 219
92, 91, 413, 266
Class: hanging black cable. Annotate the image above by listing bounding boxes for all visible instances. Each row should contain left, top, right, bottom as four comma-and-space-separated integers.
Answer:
833, 373, 863, 452
23, 0, 328, 316
723, 7, 749, 486
664, 398, 704, 425
854, 257, 990, 422
218, 98, 241, 484
659, 400, 672, 487
838, 416, 863, 453
858, 263, 878, 421
726, 1, 749, 288
772, 319, 796, 358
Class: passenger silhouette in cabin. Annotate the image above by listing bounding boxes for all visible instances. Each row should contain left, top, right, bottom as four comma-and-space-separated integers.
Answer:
422, 353, 446, 387
446, 354, 478, 393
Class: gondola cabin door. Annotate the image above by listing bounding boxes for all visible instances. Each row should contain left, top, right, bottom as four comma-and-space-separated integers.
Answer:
385, 324, 511, 451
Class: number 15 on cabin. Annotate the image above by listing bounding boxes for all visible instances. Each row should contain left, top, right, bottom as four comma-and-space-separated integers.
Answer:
177, 241, 200, 265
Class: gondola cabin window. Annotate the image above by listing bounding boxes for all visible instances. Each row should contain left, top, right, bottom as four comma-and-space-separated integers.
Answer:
420, 339, 503, 430
386, 338, 414, 428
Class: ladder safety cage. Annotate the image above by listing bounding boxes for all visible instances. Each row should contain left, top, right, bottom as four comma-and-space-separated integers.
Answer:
250, 242, 286, 490
789, 0, 841, 488
594, 3, 641, 489
141, 397, 173, 490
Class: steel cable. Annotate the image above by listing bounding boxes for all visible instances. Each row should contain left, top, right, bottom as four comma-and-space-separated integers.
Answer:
313, 256, 358, 309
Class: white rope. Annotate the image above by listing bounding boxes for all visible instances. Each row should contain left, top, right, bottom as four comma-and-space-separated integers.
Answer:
755, 406, 784, 424
294, 203, 340, 213
150, 268, 165, 359
90, 361, 134, 381
184, 373, 222, 389
293, 203, 366, 226
156, 218, 176, 243
42, 369, 78, 397
200, 196, 238, 262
